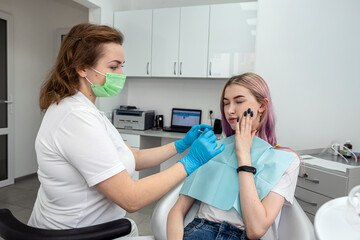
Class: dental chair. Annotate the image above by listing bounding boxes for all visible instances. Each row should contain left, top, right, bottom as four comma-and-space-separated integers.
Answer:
151, 180, 315, 240
0, 208, 131, 240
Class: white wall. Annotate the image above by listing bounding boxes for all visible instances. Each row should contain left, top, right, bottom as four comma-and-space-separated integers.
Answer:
0, 0, 88, 178
255, 0, 360, 151
127, 78, 227, 127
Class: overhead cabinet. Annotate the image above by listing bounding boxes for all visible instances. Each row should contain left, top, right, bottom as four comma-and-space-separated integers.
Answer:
151, 8, 180, 77
151, 6, 210, 77
178, 6, 210, 78
114, 9, 152, 77
208, 3, 257, 78
113, 2, 257, 78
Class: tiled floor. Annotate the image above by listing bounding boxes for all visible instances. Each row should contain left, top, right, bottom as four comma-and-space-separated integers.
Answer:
0, 174, 155, 237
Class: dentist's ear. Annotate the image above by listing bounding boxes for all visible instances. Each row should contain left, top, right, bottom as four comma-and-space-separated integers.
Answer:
76, 66, 88, 78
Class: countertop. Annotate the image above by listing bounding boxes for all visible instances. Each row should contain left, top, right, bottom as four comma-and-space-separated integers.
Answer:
117, 128, 186, 139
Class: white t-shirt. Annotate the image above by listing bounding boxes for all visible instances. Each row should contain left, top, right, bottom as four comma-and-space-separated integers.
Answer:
197, 155, 300, 240
28, 91, 135, 229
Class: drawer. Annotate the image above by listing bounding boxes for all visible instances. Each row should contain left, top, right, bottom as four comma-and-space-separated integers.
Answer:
297, 165, 347, 198
295, 186, 332, 215
121, 133, 140, 148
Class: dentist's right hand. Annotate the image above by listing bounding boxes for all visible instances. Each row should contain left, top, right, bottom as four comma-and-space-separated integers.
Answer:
178, 129, 225, 175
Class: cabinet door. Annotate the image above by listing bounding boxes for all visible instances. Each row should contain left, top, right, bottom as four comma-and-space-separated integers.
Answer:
152, 8, 180, 77
178, 6, 209, 78
114, 10, 152, 77
208, 3, 257, 78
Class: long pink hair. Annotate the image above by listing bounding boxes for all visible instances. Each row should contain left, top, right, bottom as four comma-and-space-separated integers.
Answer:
220, 73, 302, 171
220, 73, 277, 145
220, 73, 303, 167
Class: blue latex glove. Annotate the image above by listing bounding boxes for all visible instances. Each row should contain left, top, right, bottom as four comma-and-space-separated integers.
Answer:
178, 129, 225, 176
175, 124, 213, 154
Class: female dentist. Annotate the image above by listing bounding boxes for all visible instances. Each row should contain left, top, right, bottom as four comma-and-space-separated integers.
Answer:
28, 23, 224, 237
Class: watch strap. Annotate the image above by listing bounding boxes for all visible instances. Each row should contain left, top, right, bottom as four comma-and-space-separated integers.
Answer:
236, 166, 257, 174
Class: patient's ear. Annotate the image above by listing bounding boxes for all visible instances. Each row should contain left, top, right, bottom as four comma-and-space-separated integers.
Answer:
259, 98, 269, 113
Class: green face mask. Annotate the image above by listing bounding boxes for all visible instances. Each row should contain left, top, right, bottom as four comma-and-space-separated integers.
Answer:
85, 67, 126, 97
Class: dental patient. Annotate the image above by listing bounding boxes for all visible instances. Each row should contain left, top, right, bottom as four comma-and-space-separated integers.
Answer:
167, 73, 300, 240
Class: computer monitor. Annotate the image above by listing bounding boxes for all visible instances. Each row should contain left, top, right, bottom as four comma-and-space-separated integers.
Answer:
171, 108, 202, 127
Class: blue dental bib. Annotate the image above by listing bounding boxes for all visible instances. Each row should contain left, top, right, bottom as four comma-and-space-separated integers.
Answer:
179, 135, 295, 217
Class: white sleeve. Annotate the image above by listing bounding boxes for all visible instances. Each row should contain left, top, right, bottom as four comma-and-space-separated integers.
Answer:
270, 155, 300, 205
54, 109, 126, 187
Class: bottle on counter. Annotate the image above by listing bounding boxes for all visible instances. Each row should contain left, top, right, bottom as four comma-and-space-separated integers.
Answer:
342, 140, 353, 158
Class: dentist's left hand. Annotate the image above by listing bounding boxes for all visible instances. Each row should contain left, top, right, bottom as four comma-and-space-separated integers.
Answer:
178, 129, 225, 175
175, 124, 213, 154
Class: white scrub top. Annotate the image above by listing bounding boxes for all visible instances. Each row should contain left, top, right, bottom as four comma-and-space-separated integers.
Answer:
28, 91, 135, 229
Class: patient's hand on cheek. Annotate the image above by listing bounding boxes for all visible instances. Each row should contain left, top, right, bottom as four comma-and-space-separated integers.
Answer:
235, 108, 256, 165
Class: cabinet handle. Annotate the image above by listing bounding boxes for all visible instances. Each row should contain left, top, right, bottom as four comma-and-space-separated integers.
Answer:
147, 62, 149, 75
180, 62, 182, 75
298, 173, 320, 184
209, 62, 212, 76
295, 195, 318, 206
174, 62, 177, 75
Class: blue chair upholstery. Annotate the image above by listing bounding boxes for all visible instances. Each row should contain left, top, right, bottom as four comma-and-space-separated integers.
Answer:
0, 208, 131, 240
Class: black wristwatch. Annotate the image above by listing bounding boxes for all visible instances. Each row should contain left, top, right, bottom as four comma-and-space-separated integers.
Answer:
236, 166, 257, 174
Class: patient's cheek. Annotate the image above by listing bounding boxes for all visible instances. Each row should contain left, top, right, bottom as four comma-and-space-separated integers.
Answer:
251, 114, 261, 130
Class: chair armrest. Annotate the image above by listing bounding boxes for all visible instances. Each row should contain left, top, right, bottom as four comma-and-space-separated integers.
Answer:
151, 180, 201, 240
151, 181, 184, 240
278, 199, 315, 240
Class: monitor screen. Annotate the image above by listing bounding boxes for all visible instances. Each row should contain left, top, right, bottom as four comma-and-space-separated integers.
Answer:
172, 109, 201, 127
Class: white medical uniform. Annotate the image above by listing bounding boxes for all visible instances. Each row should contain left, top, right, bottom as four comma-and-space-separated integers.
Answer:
197, 155, 300, 240
28, 91, 135, 230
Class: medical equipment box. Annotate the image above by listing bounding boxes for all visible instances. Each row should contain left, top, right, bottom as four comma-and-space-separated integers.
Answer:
113, 109, 155, 130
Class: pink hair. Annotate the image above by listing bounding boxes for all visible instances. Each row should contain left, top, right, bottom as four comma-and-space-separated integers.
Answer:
220, 73, 277, 145
220, 72, 302, 169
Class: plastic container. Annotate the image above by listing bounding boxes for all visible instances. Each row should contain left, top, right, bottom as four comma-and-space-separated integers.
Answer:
342, 140, 353, 158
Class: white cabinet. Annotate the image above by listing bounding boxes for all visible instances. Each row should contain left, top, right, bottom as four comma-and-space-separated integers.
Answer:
178, 5, 209, 78
120, 133, 161, 180
151, 8, 180, 77
114, 9, 152, 77
143, 6, 210, 78
114, 2, 258, 78
208, 3, 257, 78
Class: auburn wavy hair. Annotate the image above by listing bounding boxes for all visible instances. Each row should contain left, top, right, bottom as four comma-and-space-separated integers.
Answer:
39, 23, 124, 112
